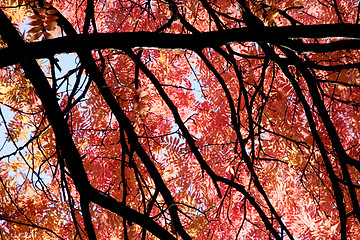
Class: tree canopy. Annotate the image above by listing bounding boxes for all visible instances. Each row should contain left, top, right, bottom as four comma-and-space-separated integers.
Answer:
0, 0, 360, 239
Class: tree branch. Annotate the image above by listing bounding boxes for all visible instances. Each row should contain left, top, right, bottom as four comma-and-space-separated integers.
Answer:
2, 24, 360, 67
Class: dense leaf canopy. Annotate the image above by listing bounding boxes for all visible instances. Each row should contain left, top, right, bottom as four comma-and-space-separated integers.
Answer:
0, 0, 360, 239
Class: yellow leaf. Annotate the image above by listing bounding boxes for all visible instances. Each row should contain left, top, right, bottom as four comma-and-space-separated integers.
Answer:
0, 86, 8, 94
159, 50, 165, 64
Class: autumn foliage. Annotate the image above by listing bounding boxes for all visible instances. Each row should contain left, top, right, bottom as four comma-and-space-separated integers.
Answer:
0, 0, 360, 239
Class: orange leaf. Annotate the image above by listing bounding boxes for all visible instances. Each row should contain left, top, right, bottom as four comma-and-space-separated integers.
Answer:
29, 26, 44, 34
33, 7, 46, 13
43, 31, 53, 39
46, 15, 59, 22
46, 9, 58, 15
29, 14, 45, 20
30, 31, 43, 41
28, 20, 43, 26
44, 21, 56, 31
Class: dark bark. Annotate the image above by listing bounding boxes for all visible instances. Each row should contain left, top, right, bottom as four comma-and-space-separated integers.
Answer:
1, 24, 360, 68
